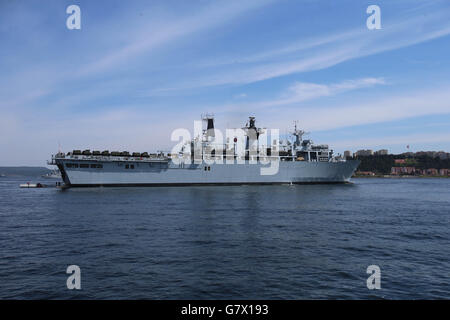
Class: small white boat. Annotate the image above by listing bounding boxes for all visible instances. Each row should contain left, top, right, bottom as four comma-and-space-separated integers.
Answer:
20, 183, 46, 188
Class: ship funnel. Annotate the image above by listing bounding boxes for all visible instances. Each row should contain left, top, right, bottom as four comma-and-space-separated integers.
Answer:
202, 113, 215, 139
207, 118, 214, 131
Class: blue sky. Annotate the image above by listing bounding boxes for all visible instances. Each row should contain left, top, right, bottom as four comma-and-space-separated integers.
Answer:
1, 0, 450, 165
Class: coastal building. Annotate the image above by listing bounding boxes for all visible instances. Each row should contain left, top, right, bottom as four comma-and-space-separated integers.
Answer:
344, 151, 352, 159
439, 169, 449, 176
391, 167, 416, 175
356, 171, 375, 176
375, 149, 389, 155
355, 149, 374, 157
436, 152, 449, 160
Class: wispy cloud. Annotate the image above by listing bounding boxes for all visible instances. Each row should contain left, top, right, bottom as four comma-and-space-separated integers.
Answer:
155, 7, 450, 91
284, 85, 450, 132
0, 0, 275, 110
77, 0, 275, 76
214, 77, 386, 112
285, 78, 386, 102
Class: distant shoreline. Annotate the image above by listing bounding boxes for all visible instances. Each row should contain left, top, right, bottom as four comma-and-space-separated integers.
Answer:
0, 166, 50, 177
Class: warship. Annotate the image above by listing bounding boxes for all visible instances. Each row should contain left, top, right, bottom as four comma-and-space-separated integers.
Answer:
49, 116, 359, 187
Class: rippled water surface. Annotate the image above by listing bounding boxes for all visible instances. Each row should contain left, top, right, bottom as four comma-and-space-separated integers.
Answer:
0, 177, 449, 299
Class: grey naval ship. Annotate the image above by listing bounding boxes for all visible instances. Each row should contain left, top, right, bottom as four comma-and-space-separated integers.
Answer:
49, 116, 359, 187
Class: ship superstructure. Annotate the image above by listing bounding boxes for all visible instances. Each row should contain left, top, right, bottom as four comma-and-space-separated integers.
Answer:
49, 116, 359, 187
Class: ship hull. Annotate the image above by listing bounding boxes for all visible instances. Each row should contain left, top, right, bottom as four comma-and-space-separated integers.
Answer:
55, 159, 360, 187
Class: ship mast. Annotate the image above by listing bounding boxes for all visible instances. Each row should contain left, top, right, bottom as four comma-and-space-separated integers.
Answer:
242, 116, 266, 159
292, 120, 306, 149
